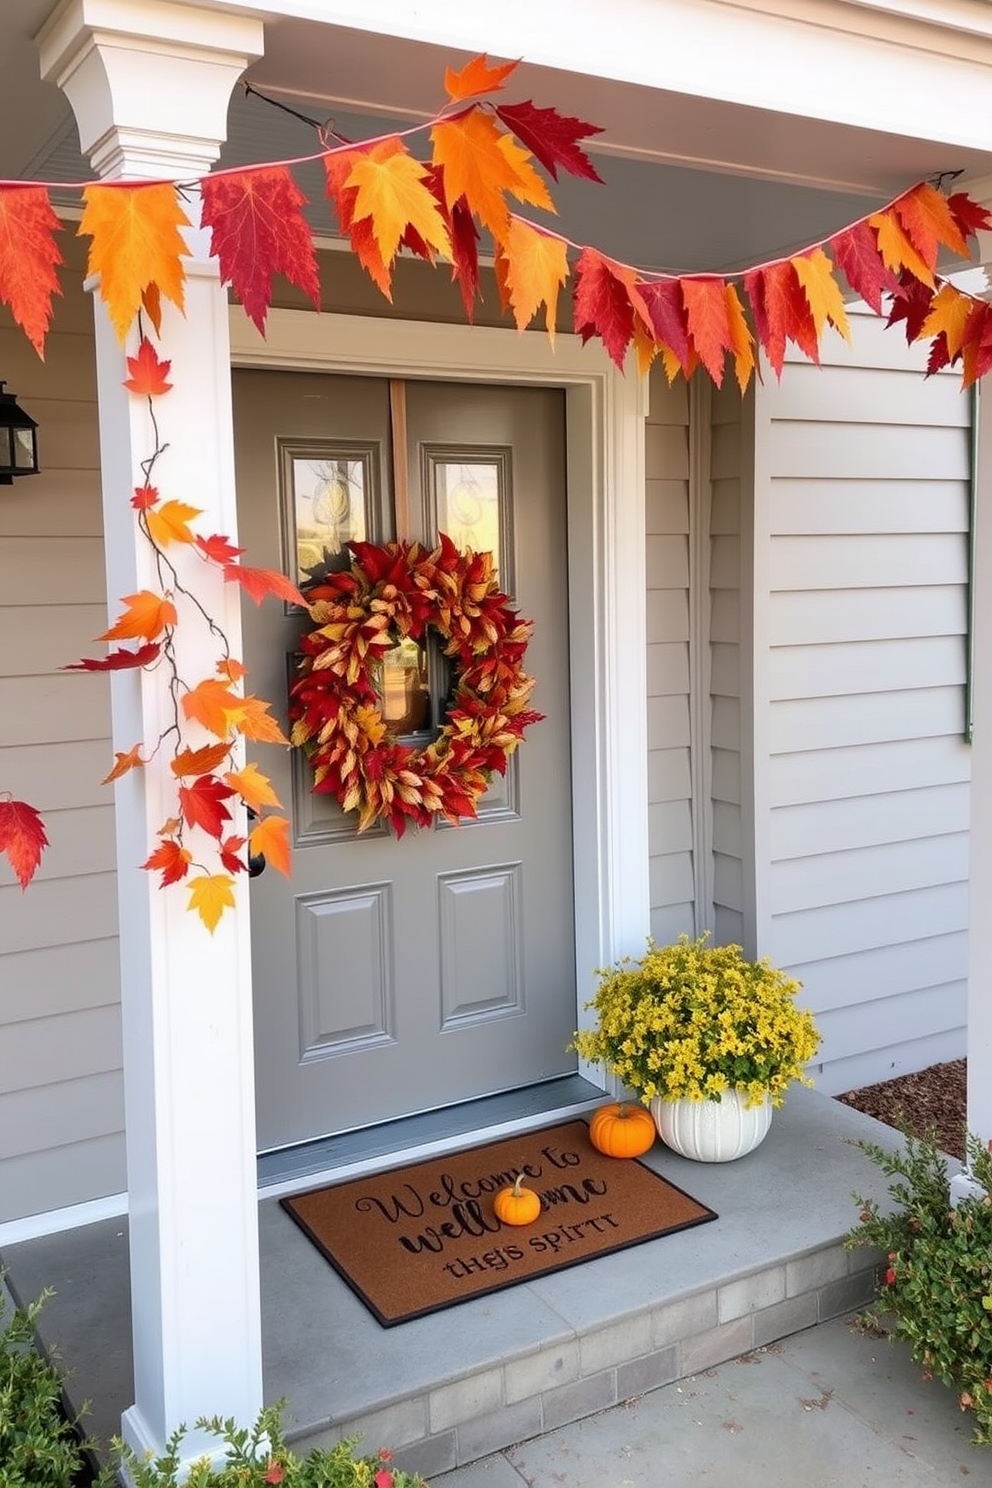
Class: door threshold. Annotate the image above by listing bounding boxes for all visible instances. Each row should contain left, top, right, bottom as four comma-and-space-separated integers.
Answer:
256, 1075, 605, 1198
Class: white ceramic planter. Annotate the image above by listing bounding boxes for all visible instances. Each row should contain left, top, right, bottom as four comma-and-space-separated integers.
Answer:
650, 1089, 773, 1162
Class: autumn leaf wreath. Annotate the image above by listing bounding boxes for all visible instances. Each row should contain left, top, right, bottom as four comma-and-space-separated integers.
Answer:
288, 536, 543, 835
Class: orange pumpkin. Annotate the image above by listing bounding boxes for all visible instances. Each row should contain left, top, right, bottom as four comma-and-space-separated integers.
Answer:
588, 1102, 656, 1158
493, 1173, 542, 1226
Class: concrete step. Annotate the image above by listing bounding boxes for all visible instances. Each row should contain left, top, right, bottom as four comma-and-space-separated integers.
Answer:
0, 1089, 893, 1481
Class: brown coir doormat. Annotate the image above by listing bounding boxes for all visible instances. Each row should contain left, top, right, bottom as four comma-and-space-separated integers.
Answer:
282, 1119, 717, 1326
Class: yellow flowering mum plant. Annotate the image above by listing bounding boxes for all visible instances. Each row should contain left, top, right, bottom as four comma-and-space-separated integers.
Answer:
572, 934, 821, 1108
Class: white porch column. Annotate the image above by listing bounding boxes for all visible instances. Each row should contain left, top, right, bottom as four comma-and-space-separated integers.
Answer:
38, 0, 267, 1465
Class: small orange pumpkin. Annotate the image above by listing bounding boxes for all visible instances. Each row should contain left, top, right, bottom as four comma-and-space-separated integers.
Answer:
588, 1101, 656, 1158
493, 1173, 542, 1226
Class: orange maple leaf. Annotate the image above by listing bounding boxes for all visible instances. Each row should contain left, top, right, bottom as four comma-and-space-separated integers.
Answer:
724, 283, 756, 393
80, 182, 191, 342
791, 247, 851, 344
186, 872, 236, 932
224, 564, 307, 607
496, 135, 556, 213
235, 696, 290, 746
182, 678, 245, 739
217, 657, 247, 682
869, 207, 934, 288
171, 742, 233, 778
345, 142, 452, 269
500, 219, 569, 343
681, 277, 734, 385
324, 146, 394, 298
444, 54, 519, 101
102, 743, 145, 784
123, 336, 172, 396
0, 797, 49, 888
145, 499, 202, 548
0, 185, 63, 357
894, 183, 971, 271
225, 762, 282, 813
249, 815, 292, 877
430, 110, 521, 240
918, 282, 974, 358
99, 591, 177, 643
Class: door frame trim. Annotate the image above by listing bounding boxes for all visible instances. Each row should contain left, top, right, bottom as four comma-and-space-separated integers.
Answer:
229, 308, 650, 1090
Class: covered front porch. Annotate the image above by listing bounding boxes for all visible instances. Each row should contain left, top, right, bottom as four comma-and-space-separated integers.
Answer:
3, 1087, 890, 1479
3, 0, 992, 1478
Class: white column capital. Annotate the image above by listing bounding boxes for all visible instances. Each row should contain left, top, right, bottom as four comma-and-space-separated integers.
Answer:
37, 0, 264, 180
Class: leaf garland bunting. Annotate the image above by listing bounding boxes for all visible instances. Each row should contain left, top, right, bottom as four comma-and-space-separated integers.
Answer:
1, 57, 990, 392
8, 56, 992, 918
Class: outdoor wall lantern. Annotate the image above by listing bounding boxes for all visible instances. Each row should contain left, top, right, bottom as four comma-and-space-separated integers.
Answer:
0, 382, 40, 484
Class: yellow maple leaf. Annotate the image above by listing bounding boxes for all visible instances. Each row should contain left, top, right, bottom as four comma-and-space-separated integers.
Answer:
631, 318, 658, 376
345, 142, 451, 267
724, 283, 757, 392
496, 134, 555, 213
80, 183, 191, 342
918, 282, 974, 357
869, 208, 934, 288
501, 219, 570, 345
430, 110, 522, 240
225, 762, 282, 813
791, 247, 851, 344
186, 872, 236, 933
145, 499, 202, 548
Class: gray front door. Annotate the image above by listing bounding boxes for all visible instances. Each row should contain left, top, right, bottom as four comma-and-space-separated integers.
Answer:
234, 370, 577, 1151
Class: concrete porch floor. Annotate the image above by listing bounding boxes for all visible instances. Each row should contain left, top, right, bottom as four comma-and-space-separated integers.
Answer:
1, 1089, 899, 1481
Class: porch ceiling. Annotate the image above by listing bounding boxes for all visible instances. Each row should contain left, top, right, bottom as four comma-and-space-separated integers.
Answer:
4, 1, 992, 276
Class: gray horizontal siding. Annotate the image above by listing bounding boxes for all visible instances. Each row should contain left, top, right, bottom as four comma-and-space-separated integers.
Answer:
0, 253, 123, 1223
762, 314, 970, 1093
646, 368, 694, 945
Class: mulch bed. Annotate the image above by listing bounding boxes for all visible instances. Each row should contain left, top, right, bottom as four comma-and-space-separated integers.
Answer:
836, 1057, 967, 1160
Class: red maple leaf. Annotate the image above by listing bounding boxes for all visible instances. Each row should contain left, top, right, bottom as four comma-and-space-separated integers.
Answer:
0, 797, 49, 888
65, 642, 161, 672
196, 532, 246, 565
829, 221, 900, 316
224, 563, 307, 607
886, 271, 935, 344
495, 100, 604, 182
925, 332, 951, 377
219, 834, 248, 875
123, 336, 172, 396
572, 248, 635, 369
0, 185, 64, 357
745, 262, 816, 375
142, 838, 192, 887
449, 196, 482, 318
635, 278, 690, 368
200, 167, 321, 334
131, 484, 159, 510
178, 774, 235, 839
946, 191, 992, 242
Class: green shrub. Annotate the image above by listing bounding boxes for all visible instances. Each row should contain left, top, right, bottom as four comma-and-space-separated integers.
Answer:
846, 1127, 992, 1445
98, 1406, 427, 1487
0, 1283, 89, 1486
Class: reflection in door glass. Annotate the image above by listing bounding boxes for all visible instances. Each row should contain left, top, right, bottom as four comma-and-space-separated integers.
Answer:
434, 460, 501, 571
373, 639, 430, 735
292, 455, 367, 583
